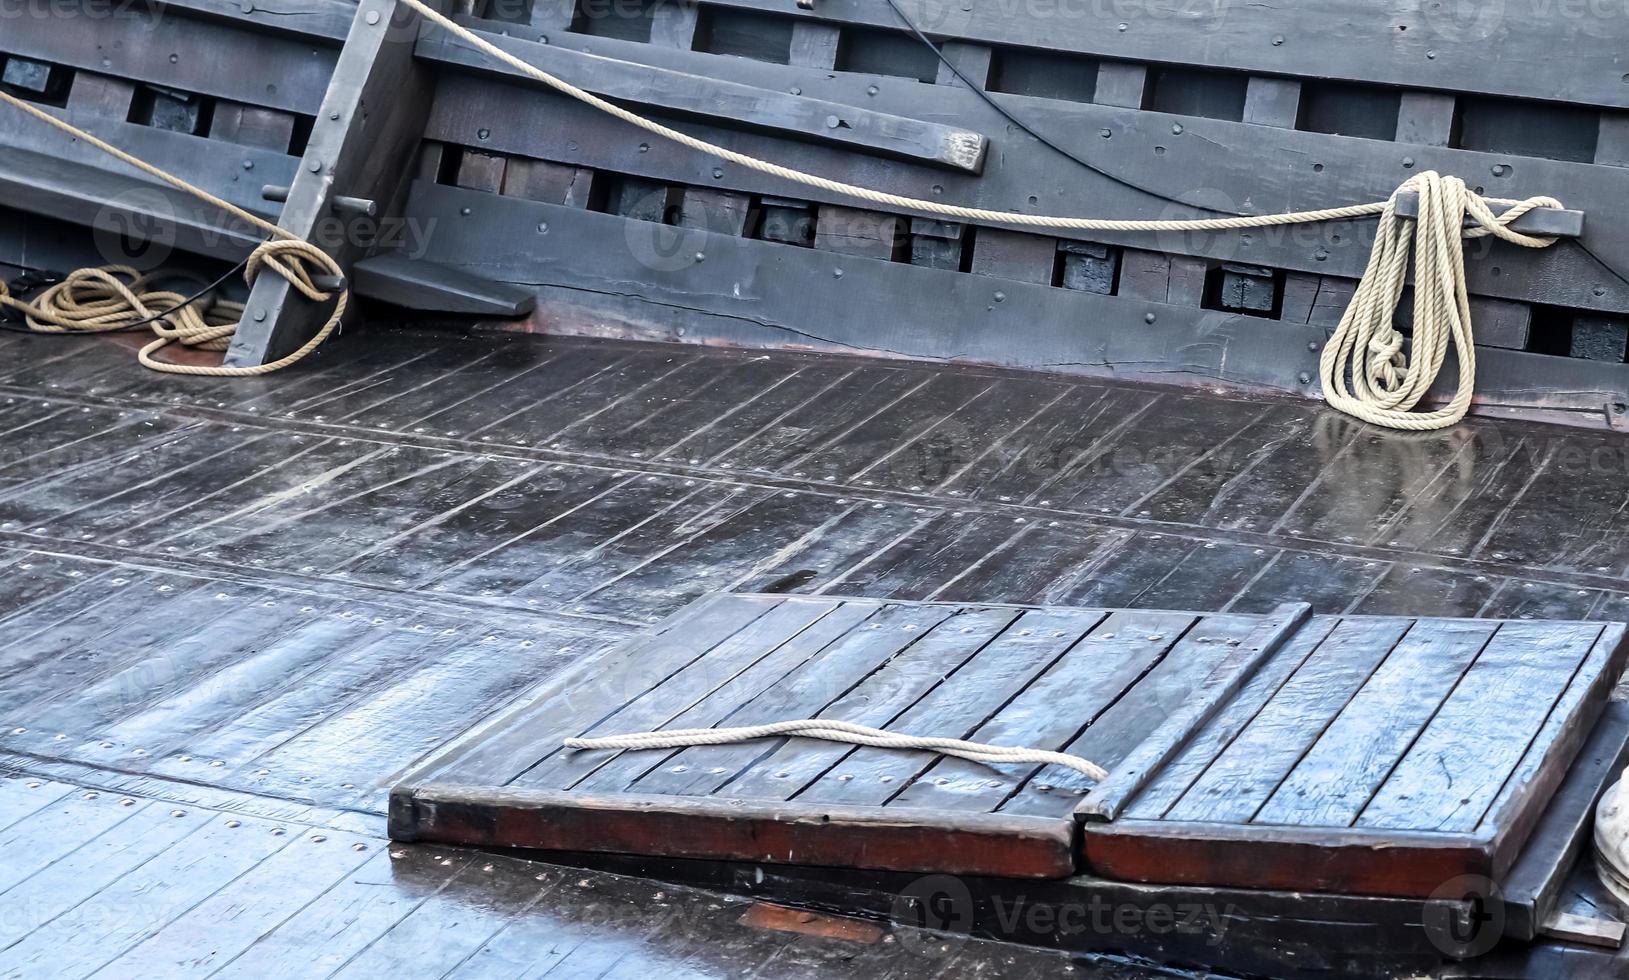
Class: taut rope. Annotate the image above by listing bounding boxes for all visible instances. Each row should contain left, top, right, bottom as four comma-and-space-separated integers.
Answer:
0, 0, 1570, 420
565, 718, 1111, 781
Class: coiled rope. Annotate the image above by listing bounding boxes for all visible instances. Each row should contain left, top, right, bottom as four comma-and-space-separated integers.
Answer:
0, 90, 345, 376
565, 718, 1111, 781
0, 0, 1570, 418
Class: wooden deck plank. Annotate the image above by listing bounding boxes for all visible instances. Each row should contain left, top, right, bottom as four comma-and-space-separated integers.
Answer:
507, 481, 761, 606
888, 610, 1193, 815
1123, 615, 1341, 819
1357, 621, 1605, 832
81, 611, 389, 758
0, 775, 76, 835
1163, 616, 1414, 824
208, 849, 479, 980
508, 599, 840, 791
95, 826, 378, 978
401, 595, 775, 789
725, 501, 931, 596
0, 799, 210, 950
418, 469, 663, 597
324, 852, 561, 979
337, 463, 620, 588
795, 607, 1115, 808
1253, 619, 1499, 827
0, 582, 248, 719
587, 357, 804, 462
719, 605, 1035, 801
712, 368, 927, 474
940, 386, 1158, 504
558, 601, 878, 793
0, 811, 299, 978
405, 346, 639, 440
570, 490, 854, 620
625, 601, 966, 797
823, 512, 1040, 600
335, 341, 562, 435
654, 363, 856, 467
142, 626, 467, 780
18, 594, 333, 745
1001, 613, 1264, 817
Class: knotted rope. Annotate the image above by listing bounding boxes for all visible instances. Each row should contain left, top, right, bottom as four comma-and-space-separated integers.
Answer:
1319, 172, 1561, 430
0, 90, 345, 376
565, 718, 1110, 781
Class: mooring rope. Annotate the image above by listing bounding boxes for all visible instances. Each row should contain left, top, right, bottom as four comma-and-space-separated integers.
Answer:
564, 718, 1111, 781
0, 90, 345, 375
0, 2, 1570, 420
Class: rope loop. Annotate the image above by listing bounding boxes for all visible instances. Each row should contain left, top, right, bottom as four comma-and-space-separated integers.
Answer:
1318, 171, 1562, 431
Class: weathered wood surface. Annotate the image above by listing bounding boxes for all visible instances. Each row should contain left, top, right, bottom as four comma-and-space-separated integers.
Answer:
698, 0, 1629, 109
0, 329, 1627, 969
0, 778, 1074, 980
420, 52, 1629, 317
420, 21, 989, 172
1088, 615, 1628, 896
405, 182, 1629, 424
393, 584, 1624, 893
393, 784, 1078, 877
0, 8, 338, 114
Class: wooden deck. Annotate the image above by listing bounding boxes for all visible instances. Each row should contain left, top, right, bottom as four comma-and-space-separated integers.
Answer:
0, 325, 1628, 975
393, 593, 1625, 897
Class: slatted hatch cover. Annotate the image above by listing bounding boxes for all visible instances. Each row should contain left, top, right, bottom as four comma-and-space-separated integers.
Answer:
392, 594, 1627, 893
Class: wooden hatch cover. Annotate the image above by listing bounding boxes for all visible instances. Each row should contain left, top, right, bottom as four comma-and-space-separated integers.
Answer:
391, 594, 1627, 894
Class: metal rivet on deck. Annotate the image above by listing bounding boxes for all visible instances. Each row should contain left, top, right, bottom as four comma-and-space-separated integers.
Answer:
120, 798, 135, 806
353, 843, 368, 851
311, 835, 327, 843
171, 809, 187, 817
272, 827, 286, 835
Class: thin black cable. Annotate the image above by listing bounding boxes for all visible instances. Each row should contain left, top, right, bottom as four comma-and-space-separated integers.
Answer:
886, 0, 1629, 290
0, 255, 251, 335
882, 0, 1244, 217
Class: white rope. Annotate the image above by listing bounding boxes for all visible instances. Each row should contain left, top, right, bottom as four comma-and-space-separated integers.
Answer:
1319, 172, 1561, 430
398, 0, 1566, 431
565, 718, 1110, 781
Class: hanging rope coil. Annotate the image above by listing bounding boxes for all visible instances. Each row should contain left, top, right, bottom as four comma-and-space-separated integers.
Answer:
1318, 172, 1562, 430
0, 90, 345, 376
565, 718, 1111, 781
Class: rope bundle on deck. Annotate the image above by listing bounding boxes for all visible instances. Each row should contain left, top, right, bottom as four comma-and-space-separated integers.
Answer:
0, 91, 346, 377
